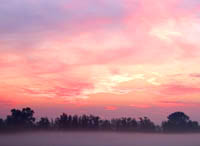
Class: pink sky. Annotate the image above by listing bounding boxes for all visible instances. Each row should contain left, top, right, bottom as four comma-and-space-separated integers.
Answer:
1, 0, 200, 123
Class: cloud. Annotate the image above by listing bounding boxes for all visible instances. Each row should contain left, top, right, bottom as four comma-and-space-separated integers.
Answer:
1, 0, 200, 113
0, 0, 126, 36
157, 101, 185, 107
129, 104, 151, 109
157, 100, 200, 107
20, 80, 94, 99
160, 84, 200, 95
190, 73, 200, 78
0, 98, 15, 107
180, 0, 200, 9
105, 106, 117, 111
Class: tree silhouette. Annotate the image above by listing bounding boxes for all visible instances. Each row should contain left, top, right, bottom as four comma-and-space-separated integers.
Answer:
5, 107, 35, 130
100, 120, 111, 130
188, 120, 199, 131
162, 112, 199, 132
138, 117, 156, 132
88, 115, 100, 130
72, 115, 79, 129
37, 117, 50, 130
55, 113, 71, 130
0, 107, 199, 133
110, 117, 138, 131
0, 118, 4, 130
79, 114, 89, 129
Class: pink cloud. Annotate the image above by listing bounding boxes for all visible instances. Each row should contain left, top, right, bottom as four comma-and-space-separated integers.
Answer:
157, 101, 185, 107
21, 81, 94, 99
157, 100, 200, 108
190, 73, 200, 78
160, 84, 200, 95
0, 98, 15, 107
129, 104, 151, 109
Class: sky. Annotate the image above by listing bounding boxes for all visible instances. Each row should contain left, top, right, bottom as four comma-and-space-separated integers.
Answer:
1, 0, 200, 123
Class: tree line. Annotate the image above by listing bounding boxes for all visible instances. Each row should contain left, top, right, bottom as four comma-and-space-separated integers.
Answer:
0, 107, 199, 133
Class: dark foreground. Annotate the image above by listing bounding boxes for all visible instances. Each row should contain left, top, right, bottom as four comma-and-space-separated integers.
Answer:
0, 132, 200, 146
1, 107, 200, 133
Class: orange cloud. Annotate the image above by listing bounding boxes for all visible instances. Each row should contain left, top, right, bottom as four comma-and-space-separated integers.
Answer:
105, 106, 117, 111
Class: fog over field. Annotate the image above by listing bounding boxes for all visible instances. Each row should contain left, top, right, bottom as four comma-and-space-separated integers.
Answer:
0, 132, 200, 146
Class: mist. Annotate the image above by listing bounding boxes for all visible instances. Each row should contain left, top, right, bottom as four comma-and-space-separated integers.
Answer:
0, 132, 200, 146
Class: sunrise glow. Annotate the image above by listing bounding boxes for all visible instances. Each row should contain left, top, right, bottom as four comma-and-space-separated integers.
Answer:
1, 0, 200, 123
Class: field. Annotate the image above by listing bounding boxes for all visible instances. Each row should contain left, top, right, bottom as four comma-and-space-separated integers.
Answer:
0, 132, 200, 146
